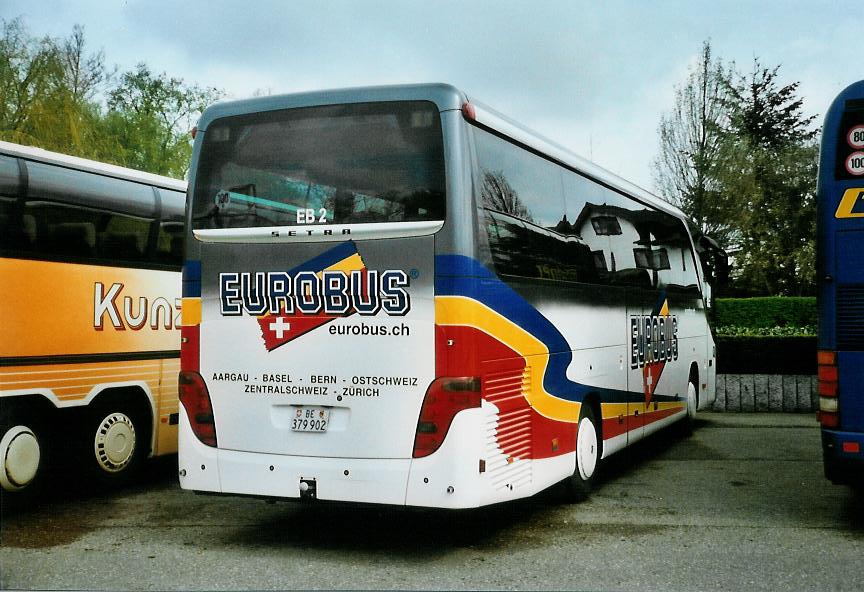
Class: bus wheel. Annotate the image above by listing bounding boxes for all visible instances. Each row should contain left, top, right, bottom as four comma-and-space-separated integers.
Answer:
686, 381, 698, 421
566, 404, 601, 502
0, 410, 50, 500
679, 379, 699, 436
80, 399, 148, 484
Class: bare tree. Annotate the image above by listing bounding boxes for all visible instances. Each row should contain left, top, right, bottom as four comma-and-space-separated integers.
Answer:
60, 24, 112, 104
481, 169, 532, 221
653, 41, 732, 243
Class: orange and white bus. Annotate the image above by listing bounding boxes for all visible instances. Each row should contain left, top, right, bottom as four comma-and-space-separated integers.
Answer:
0, 141, 185, 499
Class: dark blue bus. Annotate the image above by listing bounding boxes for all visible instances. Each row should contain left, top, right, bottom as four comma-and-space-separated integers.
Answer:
817, 80, 864, 485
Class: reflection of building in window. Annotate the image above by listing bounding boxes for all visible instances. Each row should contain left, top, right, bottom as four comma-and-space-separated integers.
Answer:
573, 203, 642, 283
570, 201, 699, 290
484, 209, 598, 283
553, 214, 575, 235
590, 215, 622, 236
633, 247, 671, 270
592, 250, 608, 272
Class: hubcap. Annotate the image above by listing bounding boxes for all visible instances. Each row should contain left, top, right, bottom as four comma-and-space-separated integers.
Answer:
577, 416, 598, 480
94, 413, 136, 473
0, 426, 41, 491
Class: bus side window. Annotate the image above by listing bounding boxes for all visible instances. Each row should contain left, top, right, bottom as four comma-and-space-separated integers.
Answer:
0, 156, 26, 254
484, 209, 532, 278
26, 201, 98, 261
23, 200, 153, 267
50, 221, 97, 257
156, 221, 184, 266
101, 213, 150, 264
649, 219, 701, 294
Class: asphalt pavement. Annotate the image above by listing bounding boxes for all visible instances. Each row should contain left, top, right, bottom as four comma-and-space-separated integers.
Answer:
1, 412, 861, 591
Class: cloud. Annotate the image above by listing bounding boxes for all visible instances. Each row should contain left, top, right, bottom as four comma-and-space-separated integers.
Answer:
4, 0, 860, 188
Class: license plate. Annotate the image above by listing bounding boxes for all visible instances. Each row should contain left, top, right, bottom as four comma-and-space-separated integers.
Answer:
291, 406, 330, 433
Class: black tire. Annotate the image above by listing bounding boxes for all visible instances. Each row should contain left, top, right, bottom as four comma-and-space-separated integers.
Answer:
565, 403, 602, 502
823, 452, 849, 486
0, 405, 51, 509
76, 397, 150, 487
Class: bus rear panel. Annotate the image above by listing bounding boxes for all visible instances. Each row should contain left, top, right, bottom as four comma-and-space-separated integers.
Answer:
817, 80, 864, 485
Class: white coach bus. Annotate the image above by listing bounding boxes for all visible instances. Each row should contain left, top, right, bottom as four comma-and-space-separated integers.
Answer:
178, 84, 717, 508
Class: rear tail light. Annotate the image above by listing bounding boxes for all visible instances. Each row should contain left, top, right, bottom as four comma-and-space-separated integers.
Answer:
818, 365, 838, 383
820, 412, 840, 428
818, 350, 839, 428
179, 371, 217, 447
413, 377, 481, 458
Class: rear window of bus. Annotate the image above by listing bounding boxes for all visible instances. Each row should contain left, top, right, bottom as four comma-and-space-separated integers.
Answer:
191, 101, 446, 230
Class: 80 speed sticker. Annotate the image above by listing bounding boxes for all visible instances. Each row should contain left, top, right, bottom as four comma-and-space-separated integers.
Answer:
848, 125, 864, 150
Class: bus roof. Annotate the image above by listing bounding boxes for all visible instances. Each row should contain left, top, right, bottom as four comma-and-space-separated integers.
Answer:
196, 82, 685, 222
0, 140, 187, 192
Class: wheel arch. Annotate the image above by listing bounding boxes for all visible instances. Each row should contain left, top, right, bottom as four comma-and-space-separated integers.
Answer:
0, 393, 59, 423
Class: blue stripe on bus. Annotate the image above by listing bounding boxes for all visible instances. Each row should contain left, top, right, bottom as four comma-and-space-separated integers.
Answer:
183, 260, 201, 297
288, 240, 359, 275
435, 254, 496, 279
435, 254, 681, 406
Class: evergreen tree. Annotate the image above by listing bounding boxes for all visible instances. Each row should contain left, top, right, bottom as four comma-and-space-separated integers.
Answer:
718, 60, 819, 295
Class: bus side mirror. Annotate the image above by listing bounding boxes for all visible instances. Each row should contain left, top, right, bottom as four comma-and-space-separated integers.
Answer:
702, 279, 713, 307
696, 234, 729, 293
714, 250, 729, 290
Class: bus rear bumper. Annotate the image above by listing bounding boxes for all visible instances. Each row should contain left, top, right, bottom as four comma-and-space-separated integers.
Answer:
178, 407, 571, 508
178, 409, 412, 505
821, 428, 864, 485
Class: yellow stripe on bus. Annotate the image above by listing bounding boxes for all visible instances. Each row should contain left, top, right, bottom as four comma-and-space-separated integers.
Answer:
1, 362, 164, 384
436, 295, 580, 423
2, 371, 161, 388
326, 253, 365, 275
182, 297, 202, 326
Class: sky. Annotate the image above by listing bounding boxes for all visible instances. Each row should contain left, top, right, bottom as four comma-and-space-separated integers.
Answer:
3, 0, 861, 192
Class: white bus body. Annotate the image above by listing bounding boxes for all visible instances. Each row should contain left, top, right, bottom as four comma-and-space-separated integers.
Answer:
179, 84, 715, 508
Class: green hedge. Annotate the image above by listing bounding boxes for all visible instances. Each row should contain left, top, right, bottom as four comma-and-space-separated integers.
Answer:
714, 297, 816, 336
716, 325, 816, 337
